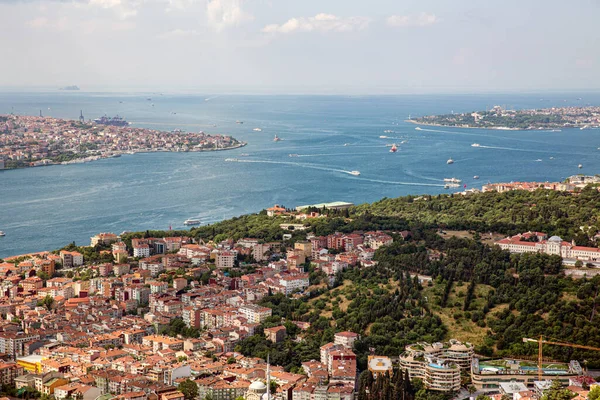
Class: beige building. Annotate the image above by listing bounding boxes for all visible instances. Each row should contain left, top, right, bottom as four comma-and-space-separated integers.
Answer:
399, 340, 473, 392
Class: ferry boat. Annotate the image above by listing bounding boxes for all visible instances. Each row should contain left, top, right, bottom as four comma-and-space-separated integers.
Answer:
273, 135, 281, 142
444, 183, 460, 189
349, 171, 361, 176
94, 115, 129, 127
471, 143, 481, 147
184, 219, 201, 226
443, 178, 461, 183
253, 128, 262, 132
447, 158, 454, 164
390, 144, 398, 153
0, 231, 5, 237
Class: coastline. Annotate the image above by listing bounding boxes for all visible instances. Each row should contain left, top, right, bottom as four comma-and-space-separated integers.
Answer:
0, 142, 247, 171
405, 119, 523, 131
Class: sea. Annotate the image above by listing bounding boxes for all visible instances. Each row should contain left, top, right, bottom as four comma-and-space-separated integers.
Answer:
1, 91, 600, 258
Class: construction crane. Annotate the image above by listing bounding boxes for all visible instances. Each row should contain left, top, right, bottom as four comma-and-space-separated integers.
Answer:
523, 336, 600, 381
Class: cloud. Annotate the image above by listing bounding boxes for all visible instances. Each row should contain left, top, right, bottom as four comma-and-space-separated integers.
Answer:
158, 28, 200, 38
262, 13, 371, 34
86, 0, 144, 19
27, 15, 68, 30
386, 13, 439, 27
207, 0, 252, 30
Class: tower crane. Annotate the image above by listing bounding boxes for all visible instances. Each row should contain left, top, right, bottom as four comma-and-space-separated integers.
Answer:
523, 336, 600, 381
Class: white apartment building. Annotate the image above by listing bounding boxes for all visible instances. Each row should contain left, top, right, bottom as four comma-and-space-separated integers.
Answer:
239, 304, 272, 324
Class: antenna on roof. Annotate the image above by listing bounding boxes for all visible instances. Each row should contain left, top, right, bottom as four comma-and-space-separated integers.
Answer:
40, 110, 43, 117
79, 110, 85, 122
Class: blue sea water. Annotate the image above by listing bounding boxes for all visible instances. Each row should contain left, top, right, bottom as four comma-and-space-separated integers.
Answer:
1, 91, 600, 258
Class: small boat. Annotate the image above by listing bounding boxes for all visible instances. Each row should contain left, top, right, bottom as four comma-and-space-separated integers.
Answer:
473, 176, 480, 179
384, 130, 393, 133
415, 127, 422, 131
273, 135, 281, 142
550, 129, 561, 132
443, 178, 461, 183
253, 128, 262, 132
344, 143, 349, 147
444, 183, 460, 189
236, 121, 244, 124
184, 219, 201, 226
239, 153, 249, 157
447, 158, 454, 164
289, 154, 299, 157
225, 158, 238, 162
535, 159, 543, 162
390, 144, 398, 153
349, 171, 361, 176
471, 143, 481, 147
549, 157, 554, 160
379, 135, 389, 139
0, 231, 5, 237
578, 164, 583, 169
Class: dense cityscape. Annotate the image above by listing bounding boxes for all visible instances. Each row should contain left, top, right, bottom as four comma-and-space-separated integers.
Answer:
410, 106, 600, 130
2, 0, 600, 399
0, 115, 245, 169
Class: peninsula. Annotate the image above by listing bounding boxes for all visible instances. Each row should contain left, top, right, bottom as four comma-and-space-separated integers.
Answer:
409, 105, 600, 130
0, 114, 246, 169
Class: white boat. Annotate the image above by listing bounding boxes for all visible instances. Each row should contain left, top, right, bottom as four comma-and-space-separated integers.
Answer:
0, 231, 5, 237
239, 153, 249, 157
415, 127, 422, 131
443, 178, 461, 183
289, 154, 299, 157
535, 159, 542, 162
344, 143, 349, 146
444, 183, 460, 189
184, 219, 201, 226
253, 128, 262, 132
447, 158, 454, 164
349, 171, 361, 176
473, 176, 480, 179
384, 130, 393, 133
273, 135, 281, 142
471, 143, 481, 147
225, 158, 238, 162
578, 164, 583, 169
379, 135, 389, 139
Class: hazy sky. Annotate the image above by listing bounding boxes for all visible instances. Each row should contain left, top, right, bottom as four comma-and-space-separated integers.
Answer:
1, 0, 599, 93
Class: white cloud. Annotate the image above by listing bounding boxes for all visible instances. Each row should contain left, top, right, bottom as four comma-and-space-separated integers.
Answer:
262, 13, 371, 34
386, 13, 439, 27
158, 28, 200, 38
207, 0, 253, 30
86, 0, 144, 19
27, 15, 68, 30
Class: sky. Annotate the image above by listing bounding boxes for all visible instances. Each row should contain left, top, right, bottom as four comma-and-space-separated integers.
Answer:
0, 0, 599, 93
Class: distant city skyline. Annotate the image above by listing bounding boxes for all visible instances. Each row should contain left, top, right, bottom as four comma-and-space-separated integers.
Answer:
1, 0, 599, 93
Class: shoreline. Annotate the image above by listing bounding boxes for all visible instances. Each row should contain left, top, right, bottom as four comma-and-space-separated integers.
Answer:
406, 119, 530, 131
0, 142, 248, 171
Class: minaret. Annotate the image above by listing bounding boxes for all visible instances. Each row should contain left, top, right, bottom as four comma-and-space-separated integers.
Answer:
266, 354, 270, 399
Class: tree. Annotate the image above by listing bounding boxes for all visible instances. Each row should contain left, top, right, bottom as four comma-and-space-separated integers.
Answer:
37, 295, 54, 311
588, 386, 600, 400
179, 379, 198, 400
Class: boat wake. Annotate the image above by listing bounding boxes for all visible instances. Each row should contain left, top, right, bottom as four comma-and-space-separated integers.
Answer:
231, 159, 358, 176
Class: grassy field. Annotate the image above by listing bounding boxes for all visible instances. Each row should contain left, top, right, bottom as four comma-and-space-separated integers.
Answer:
423, 281, 498, 346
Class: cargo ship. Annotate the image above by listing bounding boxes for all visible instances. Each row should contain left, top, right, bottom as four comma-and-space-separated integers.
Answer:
94, 115, 129, 127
